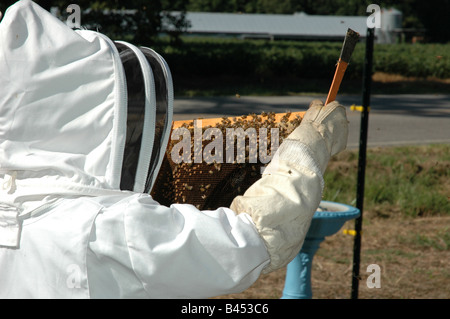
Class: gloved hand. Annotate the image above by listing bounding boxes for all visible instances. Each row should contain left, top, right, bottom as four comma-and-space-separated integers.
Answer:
285, 99, 348, 173
230, 100, 348, 274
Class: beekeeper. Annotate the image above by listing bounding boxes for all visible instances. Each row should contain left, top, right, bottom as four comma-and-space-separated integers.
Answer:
0, 0, 348, 298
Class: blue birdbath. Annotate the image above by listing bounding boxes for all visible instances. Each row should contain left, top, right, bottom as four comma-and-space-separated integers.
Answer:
281, 201, 360, 299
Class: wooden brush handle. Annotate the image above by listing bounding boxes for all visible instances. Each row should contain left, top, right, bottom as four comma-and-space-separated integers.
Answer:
325, 28, 359, 105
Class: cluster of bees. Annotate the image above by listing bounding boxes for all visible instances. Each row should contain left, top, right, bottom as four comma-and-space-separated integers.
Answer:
151, 111, 303, 210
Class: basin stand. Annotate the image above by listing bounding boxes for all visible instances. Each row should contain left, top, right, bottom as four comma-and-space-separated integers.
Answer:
281, 237, 323, 299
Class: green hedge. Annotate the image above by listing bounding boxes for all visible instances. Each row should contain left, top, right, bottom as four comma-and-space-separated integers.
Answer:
373, 44, 450, 78
153, 37, 450, 81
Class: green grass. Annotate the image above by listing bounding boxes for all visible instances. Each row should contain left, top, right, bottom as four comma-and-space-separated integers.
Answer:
323, 144, 450, 218
399, 228, 450, 251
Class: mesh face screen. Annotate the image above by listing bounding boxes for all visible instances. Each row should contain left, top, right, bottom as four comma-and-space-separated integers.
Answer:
151, 111, 303, 210
115, 43, 146, 191
140, 47, 171, 193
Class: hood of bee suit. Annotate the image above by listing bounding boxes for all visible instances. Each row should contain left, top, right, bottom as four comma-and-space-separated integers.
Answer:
0, 1, 172, 246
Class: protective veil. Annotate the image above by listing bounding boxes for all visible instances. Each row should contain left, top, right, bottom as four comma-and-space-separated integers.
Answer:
0, 1, 347, 298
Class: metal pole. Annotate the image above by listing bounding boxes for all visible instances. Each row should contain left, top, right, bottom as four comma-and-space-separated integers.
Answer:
351, 27, 374, 299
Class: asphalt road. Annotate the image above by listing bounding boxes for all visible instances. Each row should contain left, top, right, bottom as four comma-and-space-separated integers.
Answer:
173, 94, 450, 149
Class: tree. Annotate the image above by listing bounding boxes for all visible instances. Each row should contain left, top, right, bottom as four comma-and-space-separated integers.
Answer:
0, 0, 188, 45
416, 0, 450, 43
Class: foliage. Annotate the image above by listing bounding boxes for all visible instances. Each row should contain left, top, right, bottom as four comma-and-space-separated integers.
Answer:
153, 37, 450, 83
0, 0, 189, 45
2, 1, 449, 81
373, 43, 450, 78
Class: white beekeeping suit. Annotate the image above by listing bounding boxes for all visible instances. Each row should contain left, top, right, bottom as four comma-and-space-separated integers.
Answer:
0, 0, 348, 298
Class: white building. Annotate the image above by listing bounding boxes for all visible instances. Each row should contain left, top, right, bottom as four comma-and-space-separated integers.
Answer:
165, 9, 403, 44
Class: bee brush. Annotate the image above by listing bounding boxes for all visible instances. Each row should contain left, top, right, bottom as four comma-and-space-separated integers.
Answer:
325, 28, 360, 105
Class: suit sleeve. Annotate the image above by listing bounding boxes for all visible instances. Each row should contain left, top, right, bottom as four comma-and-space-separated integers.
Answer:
230, 139, 324, 274
122, 195, 270, 298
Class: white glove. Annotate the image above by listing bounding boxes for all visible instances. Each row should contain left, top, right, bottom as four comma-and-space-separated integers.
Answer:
230, 100, 348, 273
286, 99, 348, 173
